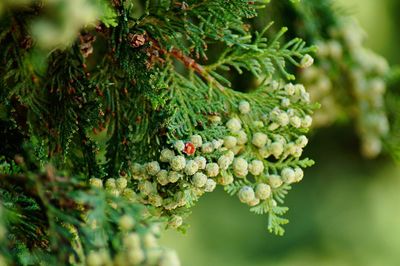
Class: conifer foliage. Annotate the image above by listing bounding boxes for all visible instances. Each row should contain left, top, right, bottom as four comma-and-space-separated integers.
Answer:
0, 0, 396, 265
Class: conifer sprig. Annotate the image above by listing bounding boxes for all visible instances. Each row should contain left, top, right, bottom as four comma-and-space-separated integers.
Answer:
1, 0, 396, 265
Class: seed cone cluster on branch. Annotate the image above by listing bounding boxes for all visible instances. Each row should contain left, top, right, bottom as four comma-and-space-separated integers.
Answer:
90, 78, 315, 233
300, 19, 389, 158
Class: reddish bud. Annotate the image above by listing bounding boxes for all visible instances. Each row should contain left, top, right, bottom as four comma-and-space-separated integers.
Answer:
183, 142, 196, 155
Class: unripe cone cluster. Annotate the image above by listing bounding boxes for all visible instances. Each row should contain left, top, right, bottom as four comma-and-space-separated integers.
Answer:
301, 19, 389, 158
88, 82, 313, 232
84, 201, 180, 266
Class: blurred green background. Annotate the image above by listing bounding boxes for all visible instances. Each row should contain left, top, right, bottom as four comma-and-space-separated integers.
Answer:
160, 1, 400, 265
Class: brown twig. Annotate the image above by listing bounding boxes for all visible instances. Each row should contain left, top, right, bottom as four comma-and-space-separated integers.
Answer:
148, 37, 225, 91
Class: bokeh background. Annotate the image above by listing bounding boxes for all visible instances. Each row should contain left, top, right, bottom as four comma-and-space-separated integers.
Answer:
160, 1, 400, 265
